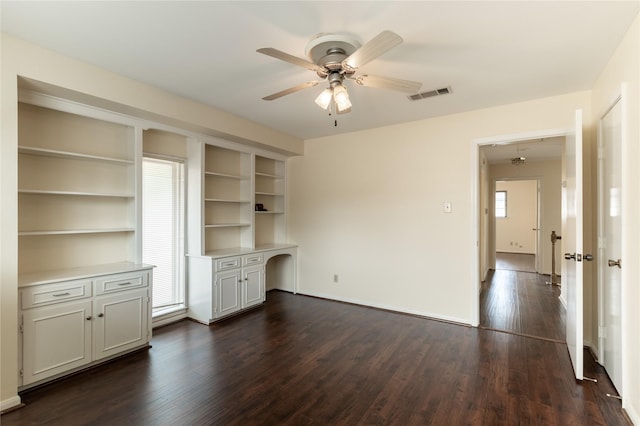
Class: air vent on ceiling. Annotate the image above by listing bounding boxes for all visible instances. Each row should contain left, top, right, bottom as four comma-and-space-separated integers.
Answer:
408, 86, 452, 101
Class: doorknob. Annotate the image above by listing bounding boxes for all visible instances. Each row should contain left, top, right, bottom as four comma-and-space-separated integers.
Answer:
584, 254, 593, 261
564, 253, 576, 260
532, 228, 540, 231
608, 259, 622, 269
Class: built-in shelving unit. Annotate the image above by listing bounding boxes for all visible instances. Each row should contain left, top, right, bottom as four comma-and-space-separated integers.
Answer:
254, 155, 286, 247
17, 102, 139, 276
201, 144, 252, 253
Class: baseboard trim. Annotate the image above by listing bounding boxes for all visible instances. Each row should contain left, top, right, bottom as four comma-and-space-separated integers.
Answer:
296, 290, 473, 327
623, 405, 639, 426
0, 395, 23, 414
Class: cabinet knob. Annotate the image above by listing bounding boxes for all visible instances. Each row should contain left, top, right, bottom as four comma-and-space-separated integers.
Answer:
86, 316, 92, 321
98, 313, 104, 318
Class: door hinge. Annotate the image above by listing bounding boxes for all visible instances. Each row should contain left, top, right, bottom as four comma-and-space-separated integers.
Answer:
19, 368, 23, 377
19, 317, 24, 334
599, 326, 606, 339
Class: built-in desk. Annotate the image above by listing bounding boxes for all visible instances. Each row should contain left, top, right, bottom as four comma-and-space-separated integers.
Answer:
186, 244, 297, 324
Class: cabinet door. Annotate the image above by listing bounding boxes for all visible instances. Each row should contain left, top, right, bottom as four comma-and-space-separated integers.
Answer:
242, 265, 264, 309
94, 288, 149, 360
22, 300, 92, 386
215, 270, 242, 317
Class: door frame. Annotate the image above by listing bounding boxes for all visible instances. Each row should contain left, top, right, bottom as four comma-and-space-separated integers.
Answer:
471, 128, 569, 326
492, 177, 542, 273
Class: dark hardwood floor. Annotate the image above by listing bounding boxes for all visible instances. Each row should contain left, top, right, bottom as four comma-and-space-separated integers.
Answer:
480, 267, 565, 342
495, 252, 536, 273
3, 291, 628, 425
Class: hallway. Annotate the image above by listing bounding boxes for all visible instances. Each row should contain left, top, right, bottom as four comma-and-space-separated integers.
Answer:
480, 253, 565, 342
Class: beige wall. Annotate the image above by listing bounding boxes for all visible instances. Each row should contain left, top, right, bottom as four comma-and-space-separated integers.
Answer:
494, 180, 538, 254
2, 12, 638, 420
489, 160, 562, 274
289, 91, 591, 325
590, 14, 640, 422
0, 33, 303, 408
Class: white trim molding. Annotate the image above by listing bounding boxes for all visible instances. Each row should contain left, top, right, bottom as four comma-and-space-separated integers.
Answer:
1, 395, 22, 413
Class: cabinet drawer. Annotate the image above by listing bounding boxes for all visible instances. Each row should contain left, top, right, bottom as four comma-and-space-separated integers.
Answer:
243, 253, 264, 266
94, 271, 147, 295
215, 257, 241, 271
21, 279, 92, 309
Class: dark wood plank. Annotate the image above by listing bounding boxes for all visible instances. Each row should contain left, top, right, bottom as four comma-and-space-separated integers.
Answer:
495, 252, 537, 273
480, 268, 566, 341
2, 291, 629, 425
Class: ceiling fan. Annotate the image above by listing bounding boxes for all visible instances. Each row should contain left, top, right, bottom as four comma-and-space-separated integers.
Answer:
257, 31, 422, 114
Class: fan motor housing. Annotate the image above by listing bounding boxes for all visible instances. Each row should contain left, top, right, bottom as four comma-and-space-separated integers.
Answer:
305, 33, 361, 77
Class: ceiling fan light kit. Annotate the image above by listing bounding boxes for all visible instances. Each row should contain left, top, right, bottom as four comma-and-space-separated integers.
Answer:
258, 30, 422, 118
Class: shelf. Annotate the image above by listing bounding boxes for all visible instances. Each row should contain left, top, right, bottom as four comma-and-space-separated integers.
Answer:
18, 146, 134, 165
18, 228, 135, 236
204, 223, 251, 228
18, 190, 135, 198
255, 211, 284, 214
204, 171, 247, 180
204, 198, 250, 203
255, 191, 284, 197
255, 172, 284, 179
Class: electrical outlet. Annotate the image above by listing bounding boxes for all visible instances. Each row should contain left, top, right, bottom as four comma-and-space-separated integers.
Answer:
443, 202, 452, 213
333, 274, 339, 283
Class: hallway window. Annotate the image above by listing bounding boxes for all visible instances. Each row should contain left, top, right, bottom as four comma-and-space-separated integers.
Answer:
142, 157, 185, 315
496, 190, 507, 218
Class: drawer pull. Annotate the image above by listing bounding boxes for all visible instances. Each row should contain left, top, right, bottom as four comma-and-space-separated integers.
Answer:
53, 292, 71, 297
222, 262, 236, 267
117, 281, 134, 286
98, 313, 104, 318
86, 316, 92, 321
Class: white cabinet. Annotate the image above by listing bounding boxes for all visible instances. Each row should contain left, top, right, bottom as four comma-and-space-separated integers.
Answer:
215, 269, 242, 317
21, 299, 93, 386
242, 263, 265, 309
93, 287, 149, 361
19, 265, 152, 388
187, 253, 266, 323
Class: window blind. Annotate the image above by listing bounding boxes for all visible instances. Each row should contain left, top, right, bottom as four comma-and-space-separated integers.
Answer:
142, 158, 185, 310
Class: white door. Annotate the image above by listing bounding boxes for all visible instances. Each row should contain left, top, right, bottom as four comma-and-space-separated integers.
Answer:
216, 270, 242, 317
562, 109, 584, 380
94, 289, 149, 360
598, 98, 623, 393
22, 300, 92, 385
242, 265, 264, 308
534, 180, 542, 273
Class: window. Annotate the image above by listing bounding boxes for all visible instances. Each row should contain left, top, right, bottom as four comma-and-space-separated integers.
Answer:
495, 190, 507, 218
142, 157, 185, 315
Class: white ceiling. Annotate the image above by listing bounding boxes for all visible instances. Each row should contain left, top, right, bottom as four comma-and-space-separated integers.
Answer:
482, 136, 565, 164
2, 1, 638, 141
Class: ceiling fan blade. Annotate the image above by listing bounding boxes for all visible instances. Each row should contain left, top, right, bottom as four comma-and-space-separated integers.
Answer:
342, 30, 403, 71
257, 48, 319, 71
262, 81, 320, 101
353, 74, 422, 93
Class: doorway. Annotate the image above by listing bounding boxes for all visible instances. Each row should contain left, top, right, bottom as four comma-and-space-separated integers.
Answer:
494, 179, 539, 273
477, 136, 565, 341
